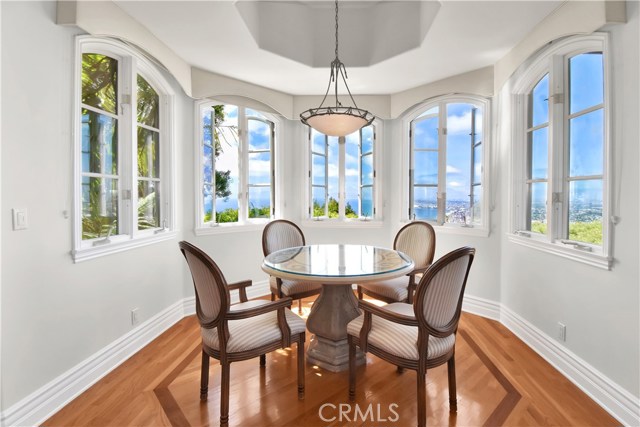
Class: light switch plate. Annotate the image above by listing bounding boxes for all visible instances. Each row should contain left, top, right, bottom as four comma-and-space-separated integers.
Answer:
12, 208, 28, 230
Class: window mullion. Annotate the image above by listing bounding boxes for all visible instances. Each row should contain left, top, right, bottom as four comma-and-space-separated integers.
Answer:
338, 136, 346, 219
550, 54, 567, 242
121, 55, 135, 238
238, 107, 247, 222
437, 103, 447, 225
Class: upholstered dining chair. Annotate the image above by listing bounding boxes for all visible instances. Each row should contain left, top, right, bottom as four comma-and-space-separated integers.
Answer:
262, 219, 322, 312
357, 221, 436, 304
347, 246, 475, 427
179, 241, 306, 427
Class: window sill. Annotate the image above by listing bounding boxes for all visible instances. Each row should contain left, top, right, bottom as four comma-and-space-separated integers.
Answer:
194, 222, 268, 236
402, 221, 490, 237
72, 230, 178, 263
506, 233, 611, 270
302, 219, 384, 229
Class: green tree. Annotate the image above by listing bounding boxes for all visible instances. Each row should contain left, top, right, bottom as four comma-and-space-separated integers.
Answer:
210, 105, 232, 200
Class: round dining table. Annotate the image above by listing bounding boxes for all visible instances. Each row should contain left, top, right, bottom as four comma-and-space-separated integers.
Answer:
262, 244, 414, 372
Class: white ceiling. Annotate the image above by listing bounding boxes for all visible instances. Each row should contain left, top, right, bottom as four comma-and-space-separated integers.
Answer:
114, 1, 563, 95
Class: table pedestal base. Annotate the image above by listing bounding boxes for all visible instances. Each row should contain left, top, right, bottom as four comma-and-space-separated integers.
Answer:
307, 335, 365, 372
305, 284, 366, 372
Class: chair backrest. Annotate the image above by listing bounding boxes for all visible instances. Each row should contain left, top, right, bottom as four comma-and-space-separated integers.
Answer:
179, 241, 230, 329
394, 221, 436, 270
262, 219, 306, 256
414, 247, 475, 337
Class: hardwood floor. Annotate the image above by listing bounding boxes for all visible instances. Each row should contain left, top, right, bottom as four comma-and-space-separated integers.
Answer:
45, 298, 619, 427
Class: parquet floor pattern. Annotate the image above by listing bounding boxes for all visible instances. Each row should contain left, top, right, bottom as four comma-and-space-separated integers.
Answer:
45, 298, 619, 427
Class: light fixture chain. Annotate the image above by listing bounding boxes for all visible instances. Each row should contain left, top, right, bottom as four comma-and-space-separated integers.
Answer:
334, 0, 339, 60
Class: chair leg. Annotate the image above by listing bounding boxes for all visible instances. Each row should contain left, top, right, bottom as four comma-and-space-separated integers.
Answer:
271, 292, 276, 301
447, 357, 457, 412
397, 366, 405, 373
348, 336, 356, 401
298, 298, 303, 314
417, 369, 426, 427
260, 354, 266, 366
200, 350, 209, 400
297, 334, 305, 399
357, 286, 363, 300
220, 362, 230, 427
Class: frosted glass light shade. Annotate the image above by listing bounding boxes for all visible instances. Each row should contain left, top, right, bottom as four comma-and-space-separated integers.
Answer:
300, 106, 374, 137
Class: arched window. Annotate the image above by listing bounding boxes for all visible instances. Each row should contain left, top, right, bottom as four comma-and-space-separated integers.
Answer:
196, 102, 277, 229
510, 34, 610, 268
73, 37, 175, 262
406, 95, 490, 230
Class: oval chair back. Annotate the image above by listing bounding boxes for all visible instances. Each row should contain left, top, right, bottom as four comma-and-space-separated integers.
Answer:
179, 241, 230, 329
394, 221, 436, 271
262, 219, 306, 256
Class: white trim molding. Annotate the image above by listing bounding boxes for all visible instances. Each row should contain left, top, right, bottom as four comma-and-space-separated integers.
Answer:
500, 305, 640, 426
462, 294, 501, 321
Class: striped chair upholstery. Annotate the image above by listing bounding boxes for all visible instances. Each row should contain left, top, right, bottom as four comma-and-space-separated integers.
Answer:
262, 220, 322, 307
346, 303, 454, 360
358, 221, 435, 303
347, 247, 475, 427
179, 241, 306, 427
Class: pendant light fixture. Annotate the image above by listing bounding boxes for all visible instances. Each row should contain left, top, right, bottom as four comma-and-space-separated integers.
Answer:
300, 0, 374, 137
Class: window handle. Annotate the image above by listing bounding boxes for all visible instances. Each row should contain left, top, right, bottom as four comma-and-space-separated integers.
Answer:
560, 240, 593, 252
92, 224, 115, 246
515, 230, 531, 238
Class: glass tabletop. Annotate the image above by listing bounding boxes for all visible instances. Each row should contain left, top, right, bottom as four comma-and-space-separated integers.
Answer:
263, 244, 414, 282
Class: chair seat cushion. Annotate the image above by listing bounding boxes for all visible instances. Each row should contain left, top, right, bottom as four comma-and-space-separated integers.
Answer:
347, 303, 455, 361
359, 275, 413, 302
270, 276, 322, 297
201, 300, 306, 353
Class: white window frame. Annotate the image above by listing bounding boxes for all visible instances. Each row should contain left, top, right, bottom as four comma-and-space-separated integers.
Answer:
302, 120, 383, 228
194, 100, 280, 235
72, 37, 176, 263
509, 34, 612, 269
402, 94, 491, 236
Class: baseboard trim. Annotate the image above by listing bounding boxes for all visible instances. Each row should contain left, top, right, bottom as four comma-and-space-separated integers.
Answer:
2, 287, 637, 427
0, 299, 188, 427
500, 305, 640, 426
462, 294, 501, 320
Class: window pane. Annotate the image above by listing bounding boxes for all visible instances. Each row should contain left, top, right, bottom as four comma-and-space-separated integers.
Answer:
413, 151, 438, 185
81, 109, 118, 174
203, 145, 213, 184
138, 180, 160, 229
472, 185, 482, 225
312, 186, 326, 217
473, 108, 483, 144
249, 152, 270, 185
137, 128, 159, 178
527, 182, 547, 234
531, 74, 549, 127
530, 127, 548, 180
246, 108, 265, 119
413, 186, 438, 221
202, 109, 213, 146
312, 129, 325, 153
417, 106, 438, 118
473, 144, 482, 185
248, 186, 271, 218
214, 117, 239, 223
203, 184, 214, 223
81, 176, 118, 240
312, 154, 326, 186
362, 126, 373, 154
569, 52, 604, 114
137, 75, 159, 128
345, 136, 359, 217
569, 109, 603, 177
248, 119, 270, 151
414, 116, 438, 150
82, 53, 117, 114
569, 179, 602, 245
361, 186, 373, 217
445, 103, 473, 224
361, 153, 373, 186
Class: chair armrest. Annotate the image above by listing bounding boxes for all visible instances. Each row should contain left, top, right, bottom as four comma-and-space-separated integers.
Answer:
358, 300, 418, 326
227, 280, 252, 302
226, 297, 293, 320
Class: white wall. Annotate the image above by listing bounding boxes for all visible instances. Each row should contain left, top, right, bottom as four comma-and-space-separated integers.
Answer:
1, 1, 192, 409
1, 0, 638, 421
498, 1, 640, 398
